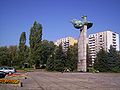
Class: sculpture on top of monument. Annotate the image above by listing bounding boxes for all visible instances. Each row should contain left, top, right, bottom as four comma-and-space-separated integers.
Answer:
71, 19, 83, 29
71, 16, 93, 30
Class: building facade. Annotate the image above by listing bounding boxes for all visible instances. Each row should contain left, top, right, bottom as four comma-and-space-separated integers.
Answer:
54, 37, 77, 51
88, 30, 119, 66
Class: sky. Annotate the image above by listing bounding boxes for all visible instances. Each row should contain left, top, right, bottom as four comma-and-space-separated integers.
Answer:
0, 0, 120, 46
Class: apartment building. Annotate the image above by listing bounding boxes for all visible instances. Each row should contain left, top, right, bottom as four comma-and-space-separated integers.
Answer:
54, 37, 78, 51
88, 30, 119, 66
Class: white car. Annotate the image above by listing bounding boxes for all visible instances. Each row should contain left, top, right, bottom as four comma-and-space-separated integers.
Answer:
0, 66, 16, 74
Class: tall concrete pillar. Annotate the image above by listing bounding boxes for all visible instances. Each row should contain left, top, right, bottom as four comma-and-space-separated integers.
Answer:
78, 23, 87, 72
71, 15, 93, 72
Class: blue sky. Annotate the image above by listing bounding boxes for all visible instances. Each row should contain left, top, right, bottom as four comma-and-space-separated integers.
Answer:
0, 0, 120, 46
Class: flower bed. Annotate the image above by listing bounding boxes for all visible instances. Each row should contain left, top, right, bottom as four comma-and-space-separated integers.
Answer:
0, 79, 22, 87
7, 73, 21, 76
0, 79, 20, 84
6, 73, 28, 79
0, 73, 27, 87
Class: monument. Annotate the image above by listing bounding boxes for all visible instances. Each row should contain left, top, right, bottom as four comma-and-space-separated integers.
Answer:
71, 16, 93, 72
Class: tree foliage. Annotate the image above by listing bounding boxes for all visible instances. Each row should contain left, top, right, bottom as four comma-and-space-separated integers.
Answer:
8, 45, 18, 66
46, 53, 55, 71
53, 45, 66, 71
46, 44, 66, 71
94, 45, 120, 72
0, 47, 11, 66
41, 40, 55, 66
107, 45, 120, 72
18, 32, 27, 67
29, 21, 42, 68
66, 44, 78, 71
87, 44, 92, 67
46, 44, 78, 72
94, 48, 109, 72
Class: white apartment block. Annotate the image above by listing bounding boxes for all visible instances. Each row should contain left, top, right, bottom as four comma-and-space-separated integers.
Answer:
88, 30, 119, 66
54, 37, 77, 51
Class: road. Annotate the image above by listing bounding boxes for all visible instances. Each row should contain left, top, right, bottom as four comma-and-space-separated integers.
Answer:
0, 72, 120, 90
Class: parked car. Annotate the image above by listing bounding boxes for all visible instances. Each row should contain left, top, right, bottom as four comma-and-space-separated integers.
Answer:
0, 71, 6, 78
0, 66, 16, 74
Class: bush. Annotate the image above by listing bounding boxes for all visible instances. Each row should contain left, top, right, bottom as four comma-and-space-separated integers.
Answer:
111, 66, 120, 73
87, 67, 99, 73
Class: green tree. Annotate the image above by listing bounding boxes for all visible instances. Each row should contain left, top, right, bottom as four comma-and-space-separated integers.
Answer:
18, 32, 27, 68
46, 44, 57, 71
107, 45, 120, 72
29, 21, 42, 68
46, 53, 55, 71
41, 40, 55, 67
87, 44, 92, 67
54, 45, 66, 72
94, 45, 120, 72
24, 46, 30, 67
8, 45, 18, 66
0, 46, 11, 66
94, 48, 109, 72
46, 44, 78, 72
66, 44, 78, 71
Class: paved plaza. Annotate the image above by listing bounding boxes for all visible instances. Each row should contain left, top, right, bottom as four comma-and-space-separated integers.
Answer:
0, 71, 120, 90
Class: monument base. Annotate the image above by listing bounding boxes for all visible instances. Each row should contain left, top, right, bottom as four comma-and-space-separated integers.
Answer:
77, 60, 87, 72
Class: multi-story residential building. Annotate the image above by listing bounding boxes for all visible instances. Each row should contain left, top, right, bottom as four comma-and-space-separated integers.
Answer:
54, 37, 78, 51
88, 30, 119, 66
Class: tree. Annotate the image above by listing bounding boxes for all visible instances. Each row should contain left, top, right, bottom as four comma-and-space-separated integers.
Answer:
73, 44, 78, 70
46, 44, 57, 71
94, 48, 109, 72
86, 44, 92, 67
18, 32, 27, 68
0, 46, 11, 66
41, 40, 55, 67
54, 44, 66, 72
29, 21, 42, 68
94, 45, 120, 72
46, 43, 78, 72
46, 53, 55, 71
8, 45, 18, 67
24, 46, 30, 68
107, 45, 120, 72
66, 44, 78, 71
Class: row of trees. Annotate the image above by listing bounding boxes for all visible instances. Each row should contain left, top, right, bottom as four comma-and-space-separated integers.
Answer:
0, 43, 77, 71
0, 21, 78, 71
94, 46, 120, 72
1, 21, 120, 72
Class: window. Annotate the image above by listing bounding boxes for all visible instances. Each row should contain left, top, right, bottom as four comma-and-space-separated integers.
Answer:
99, 35, 102, 37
